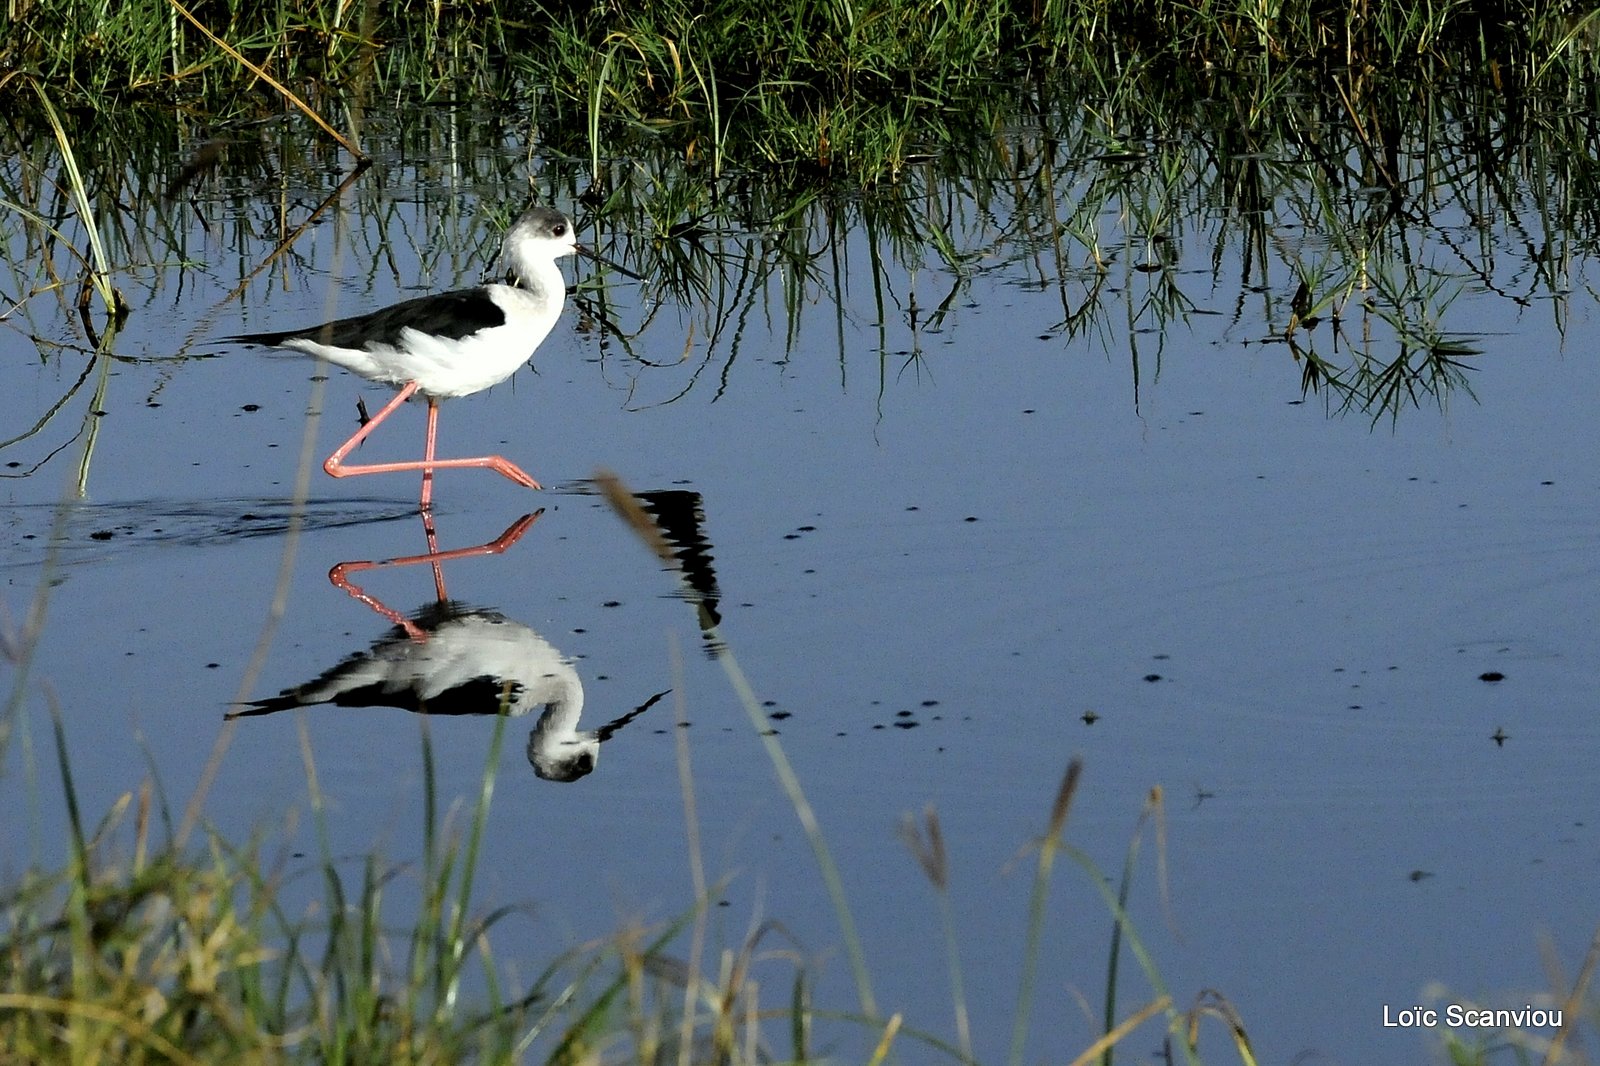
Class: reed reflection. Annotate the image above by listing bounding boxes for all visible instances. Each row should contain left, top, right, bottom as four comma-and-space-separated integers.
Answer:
633, 489, 723, 656
228, 510, 666, 782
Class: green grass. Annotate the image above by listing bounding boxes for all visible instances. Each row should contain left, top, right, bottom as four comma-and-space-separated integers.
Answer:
2, 64, 1593, 446
0, 756, 1256, 1065
5, 5, 1600, 1045
6, 0, 1600, 180
7, 4, 1599, 431
0, 658, 1255, 1064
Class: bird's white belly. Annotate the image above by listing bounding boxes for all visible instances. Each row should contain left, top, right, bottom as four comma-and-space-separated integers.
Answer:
294, 284, 560, 400
370, 323, 534, 397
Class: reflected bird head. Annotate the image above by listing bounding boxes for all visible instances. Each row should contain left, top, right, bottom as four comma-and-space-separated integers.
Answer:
526, 688, 669, 783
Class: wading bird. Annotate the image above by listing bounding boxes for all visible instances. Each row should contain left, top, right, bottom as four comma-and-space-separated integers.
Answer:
231, 207, 588, 508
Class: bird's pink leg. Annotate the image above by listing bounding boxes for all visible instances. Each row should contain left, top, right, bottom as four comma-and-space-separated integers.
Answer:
323, 381, 542, 499
324, 381, 419, 478
421, 398, 438, 512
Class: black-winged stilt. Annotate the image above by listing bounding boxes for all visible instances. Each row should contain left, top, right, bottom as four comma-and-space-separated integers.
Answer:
230, 206, 583, 508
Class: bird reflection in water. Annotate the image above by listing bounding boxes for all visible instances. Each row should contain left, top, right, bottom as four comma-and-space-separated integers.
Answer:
229, 510, 667, 782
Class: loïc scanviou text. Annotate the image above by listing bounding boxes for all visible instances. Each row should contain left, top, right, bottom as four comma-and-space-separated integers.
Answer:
1383, 1005, 1562, 1028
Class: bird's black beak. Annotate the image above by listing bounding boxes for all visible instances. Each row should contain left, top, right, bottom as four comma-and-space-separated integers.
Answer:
594, 689, 670, 741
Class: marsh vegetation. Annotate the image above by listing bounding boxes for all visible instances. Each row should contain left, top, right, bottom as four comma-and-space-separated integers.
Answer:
4, 1, 1599, 1062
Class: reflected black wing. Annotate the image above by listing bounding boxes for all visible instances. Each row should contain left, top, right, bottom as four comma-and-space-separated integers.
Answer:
231, 675, 522, 718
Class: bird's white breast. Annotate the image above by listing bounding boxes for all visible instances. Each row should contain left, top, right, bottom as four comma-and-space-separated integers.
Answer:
400, 285, 559, 398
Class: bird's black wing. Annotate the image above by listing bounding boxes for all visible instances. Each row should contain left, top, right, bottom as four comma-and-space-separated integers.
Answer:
228, 287, 506, 350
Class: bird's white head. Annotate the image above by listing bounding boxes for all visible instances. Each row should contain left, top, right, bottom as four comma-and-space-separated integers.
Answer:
497, 206, 578, 289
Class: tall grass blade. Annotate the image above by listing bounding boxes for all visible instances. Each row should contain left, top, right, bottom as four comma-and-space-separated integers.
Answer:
47, 695, 87, 873
901, 806, 971, 1062
865, 1012, 903, 1066
1062, 830, 1195, 1066
1065, 995, 1171, 1066
590, 42, 622, 183
1184, 991, 1258, 1066
73, 348, 113, 497
667, 636, 713, 1066
1008, 757, 1081, 1066
177, 221, 332, 850
0, 199, 101, 279
596, 468, 879, 1021
442, 706, 510, 1014
27, 80, 116, 316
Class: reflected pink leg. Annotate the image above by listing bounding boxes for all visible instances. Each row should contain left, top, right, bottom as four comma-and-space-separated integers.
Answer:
322, 381, 543, 499
420, 491, 446, 599
328, 512, 543, 635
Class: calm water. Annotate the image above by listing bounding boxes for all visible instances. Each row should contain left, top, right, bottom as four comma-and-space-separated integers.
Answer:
2, 121, 1597, 1064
